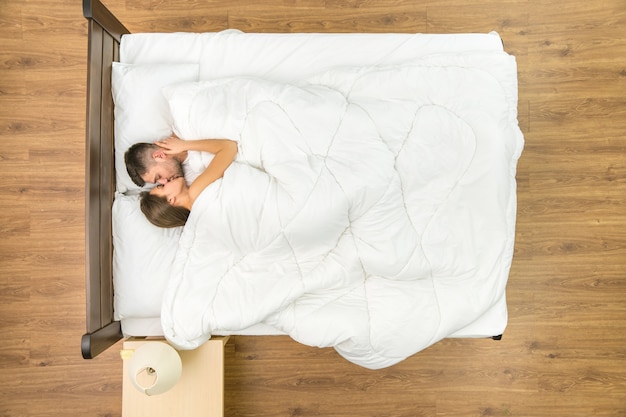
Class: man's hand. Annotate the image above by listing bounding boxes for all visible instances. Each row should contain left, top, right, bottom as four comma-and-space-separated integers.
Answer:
157, 136, 237, 156
154, 134, 188, 155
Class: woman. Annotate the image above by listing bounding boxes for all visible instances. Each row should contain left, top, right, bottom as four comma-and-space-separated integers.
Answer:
140, 135, 238, 228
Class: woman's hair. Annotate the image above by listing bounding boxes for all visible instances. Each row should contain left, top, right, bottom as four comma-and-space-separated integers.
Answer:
139, 191, 190, 228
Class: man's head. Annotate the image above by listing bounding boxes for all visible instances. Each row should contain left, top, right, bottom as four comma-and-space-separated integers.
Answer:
125, 143, 184, 187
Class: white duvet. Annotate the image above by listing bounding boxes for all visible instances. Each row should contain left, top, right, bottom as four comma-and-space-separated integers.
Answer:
160, 52, 523, 369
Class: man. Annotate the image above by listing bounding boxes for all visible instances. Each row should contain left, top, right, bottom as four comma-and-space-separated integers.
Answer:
124, 135, 217, 188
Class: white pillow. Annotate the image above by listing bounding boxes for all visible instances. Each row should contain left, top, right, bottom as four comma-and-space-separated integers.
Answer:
112, 62, 200, 192
112, 193, 182, 319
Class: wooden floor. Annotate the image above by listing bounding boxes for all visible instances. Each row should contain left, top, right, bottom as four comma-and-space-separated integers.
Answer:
1, 0, 625, 415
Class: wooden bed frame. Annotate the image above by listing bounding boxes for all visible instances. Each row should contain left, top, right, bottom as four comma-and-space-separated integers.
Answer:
81, 0, 129, 359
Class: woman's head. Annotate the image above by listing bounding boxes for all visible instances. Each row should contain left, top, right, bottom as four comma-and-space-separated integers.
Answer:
140, 191, 190, 228
140, 176, 191, 228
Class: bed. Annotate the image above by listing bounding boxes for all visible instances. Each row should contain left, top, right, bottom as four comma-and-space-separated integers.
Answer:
81, 0, 524, 369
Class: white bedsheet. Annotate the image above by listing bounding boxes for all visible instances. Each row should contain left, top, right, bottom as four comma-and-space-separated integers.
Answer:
159, 52, 523, 369
120, 30, 504, 82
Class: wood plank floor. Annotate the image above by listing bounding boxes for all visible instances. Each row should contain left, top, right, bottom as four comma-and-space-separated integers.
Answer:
1, 0, 625, 415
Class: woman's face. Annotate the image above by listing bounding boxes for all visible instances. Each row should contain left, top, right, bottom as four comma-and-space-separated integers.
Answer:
149, 176, 186, 207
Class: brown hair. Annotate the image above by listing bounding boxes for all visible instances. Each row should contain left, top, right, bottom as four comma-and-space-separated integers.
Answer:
139, 191, 190, 228
125, 143, 158, 187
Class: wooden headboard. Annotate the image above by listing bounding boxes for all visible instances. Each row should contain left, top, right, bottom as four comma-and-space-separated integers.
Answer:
81, 0, 130, 359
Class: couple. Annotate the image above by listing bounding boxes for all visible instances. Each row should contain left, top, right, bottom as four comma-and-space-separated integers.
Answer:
125, 135, 238, 228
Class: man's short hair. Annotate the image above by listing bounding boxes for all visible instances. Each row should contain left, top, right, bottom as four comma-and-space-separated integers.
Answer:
125, 143, 157, 187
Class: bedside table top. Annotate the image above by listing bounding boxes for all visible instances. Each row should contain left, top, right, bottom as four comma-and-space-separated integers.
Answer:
122, 337, 229, 417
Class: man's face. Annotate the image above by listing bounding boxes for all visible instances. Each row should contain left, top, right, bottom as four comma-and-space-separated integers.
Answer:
141, 157, 184, 186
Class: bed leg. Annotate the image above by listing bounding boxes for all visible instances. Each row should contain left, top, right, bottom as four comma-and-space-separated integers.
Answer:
491, 334, 503, 341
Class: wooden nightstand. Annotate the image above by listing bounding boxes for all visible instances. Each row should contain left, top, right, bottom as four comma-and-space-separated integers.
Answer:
121, 336, 229, 417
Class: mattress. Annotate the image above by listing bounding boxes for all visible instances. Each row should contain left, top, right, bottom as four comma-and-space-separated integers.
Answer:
120, 295, 508, 339
112, 30, 514, 341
